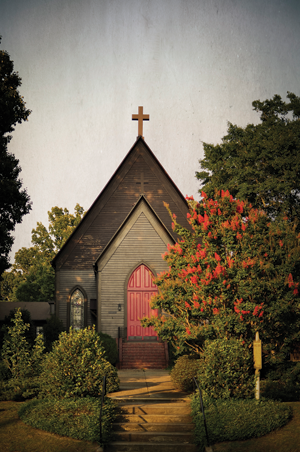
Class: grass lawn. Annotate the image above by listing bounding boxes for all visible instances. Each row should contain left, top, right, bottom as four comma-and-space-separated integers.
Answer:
213, 402, 300, 452
0, 401, 100, 452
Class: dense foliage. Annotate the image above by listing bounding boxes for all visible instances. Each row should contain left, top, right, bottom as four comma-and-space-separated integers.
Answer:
0, 307, 35, 350
141, 191, 300, 364
198, 338, 253, 399
0, 37, 31, 275
18, 396, 117, 445
39, 326, 119, 399
170, 354, 201, 392
98, 331, 118, 366
191, 396, 292, 451
42, 314, 65, 352
197, 92, 300, 223
261, 362, 300, 402
0, 308, 44, 400
0, 204, 85, 301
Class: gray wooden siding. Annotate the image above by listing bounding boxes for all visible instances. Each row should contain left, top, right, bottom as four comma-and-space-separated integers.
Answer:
98, 212, 169, 338
56, 270, 96, 328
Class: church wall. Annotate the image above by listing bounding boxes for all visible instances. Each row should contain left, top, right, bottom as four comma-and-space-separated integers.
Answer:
56, 270, 96, 329
97, 212, 169, 338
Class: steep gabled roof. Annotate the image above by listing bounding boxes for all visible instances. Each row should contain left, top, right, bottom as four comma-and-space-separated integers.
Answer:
52, 137, 189, 270
94, 194, 175, 270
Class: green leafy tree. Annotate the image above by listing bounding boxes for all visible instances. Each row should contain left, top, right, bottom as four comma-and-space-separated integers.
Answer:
1, 308, 45, 399
141, 191, 300, 364
197, 92, 300, 223
0, 204, 85, 301
1, 308, 44, 379
39, 327, 119, 399
0, 37, 31, 275
0, 308, 35, 350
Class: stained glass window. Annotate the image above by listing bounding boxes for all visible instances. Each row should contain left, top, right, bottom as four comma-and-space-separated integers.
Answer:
70, 289, 84, 330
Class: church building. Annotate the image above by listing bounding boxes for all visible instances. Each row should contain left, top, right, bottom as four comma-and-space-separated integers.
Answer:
52, 108, 189, 366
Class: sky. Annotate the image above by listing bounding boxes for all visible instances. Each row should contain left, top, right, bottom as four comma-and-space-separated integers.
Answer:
1, 0, 300, 262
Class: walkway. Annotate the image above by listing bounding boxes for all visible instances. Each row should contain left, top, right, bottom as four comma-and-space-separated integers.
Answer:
109, 369, 189, 400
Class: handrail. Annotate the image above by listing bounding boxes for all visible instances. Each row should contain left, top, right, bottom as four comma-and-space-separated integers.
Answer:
193, 377, 210, 448
99, 375, 107, 447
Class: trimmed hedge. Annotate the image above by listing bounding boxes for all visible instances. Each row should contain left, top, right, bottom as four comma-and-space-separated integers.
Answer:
18, 396, 117, 445
170, 355, 201, 392
191, 395, 292, 450
198, 338, 254, 399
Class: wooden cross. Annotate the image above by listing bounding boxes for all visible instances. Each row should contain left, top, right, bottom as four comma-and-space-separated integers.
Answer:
132, 106, 149, 139
136, 171, 149, 193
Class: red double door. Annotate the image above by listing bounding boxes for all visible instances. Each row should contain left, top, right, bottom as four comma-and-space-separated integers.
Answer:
127, 264, 158, 340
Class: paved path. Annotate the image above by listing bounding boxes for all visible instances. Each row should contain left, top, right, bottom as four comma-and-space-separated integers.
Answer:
109, 369, 188, 400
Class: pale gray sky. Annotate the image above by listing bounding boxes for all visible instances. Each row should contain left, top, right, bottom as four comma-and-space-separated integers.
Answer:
1, 0, 299, 262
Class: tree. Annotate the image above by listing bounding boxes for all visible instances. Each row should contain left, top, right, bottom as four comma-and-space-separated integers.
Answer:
0, 308, 45, 399
0, 307, 35, 350
0, 37, 31, 275
196, 92, 300, 223
1, 308, 44, 380
141, 191, 300, 364
0, 204, 85, 301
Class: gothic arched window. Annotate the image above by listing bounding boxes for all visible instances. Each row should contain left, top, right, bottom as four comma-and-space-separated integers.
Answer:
70, 288, 85, 330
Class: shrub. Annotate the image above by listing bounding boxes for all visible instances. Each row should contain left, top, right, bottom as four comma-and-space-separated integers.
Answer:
0, 376, 41, 401
0, 359, 11, 381
98, 331, 118, 366
42, 314, 65, 351
39, 326, 119, 399
198, 338, 254, 399
191, 396, 292, 450
18, 396, 117, 445
261, 362, 300, 401
170, 355, 201, 392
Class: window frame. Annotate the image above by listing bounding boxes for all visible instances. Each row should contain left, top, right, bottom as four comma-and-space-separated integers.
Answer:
67, 286, 88, 330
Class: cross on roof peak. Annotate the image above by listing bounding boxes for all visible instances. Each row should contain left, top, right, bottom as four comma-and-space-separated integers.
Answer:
132, 106, 149, 140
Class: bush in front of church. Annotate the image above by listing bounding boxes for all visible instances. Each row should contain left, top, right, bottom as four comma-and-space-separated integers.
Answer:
98, 331, 118, 366
198, 338, 254, 400
170, 354, 202, 392
39, 326, 119, 399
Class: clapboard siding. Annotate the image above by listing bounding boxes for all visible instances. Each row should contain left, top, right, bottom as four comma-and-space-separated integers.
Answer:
56, 270, 96, 328
53, 139, 189, 271
98, 212, 169, 338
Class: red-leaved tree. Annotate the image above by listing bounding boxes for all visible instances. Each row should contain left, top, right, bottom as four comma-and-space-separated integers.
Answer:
141, 190, 300, 364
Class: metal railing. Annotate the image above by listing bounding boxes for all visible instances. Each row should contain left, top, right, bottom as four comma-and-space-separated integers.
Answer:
193, 377, 210, 448
99, 375, 107, 447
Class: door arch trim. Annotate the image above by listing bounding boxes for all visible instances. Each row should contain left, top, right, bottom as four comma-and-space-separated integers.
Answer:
126, 263, 159, 340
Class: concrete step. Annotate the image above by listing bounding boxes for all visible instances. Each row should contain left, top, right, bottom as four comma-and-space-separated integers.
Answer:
119, 402, 191, 415
109, 397, 188, 404
113, 422, 194, 432
113, 431, 195, 444
106, 442, 198, 452
115, 414, 193, 424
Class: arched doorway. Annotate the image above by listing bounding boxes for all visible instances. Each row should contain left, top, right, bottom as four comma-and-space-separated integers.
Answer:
127, 264, 158, 340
